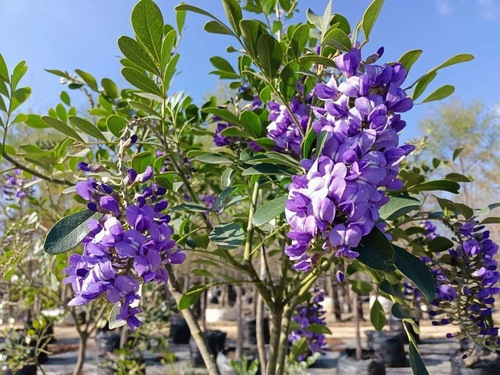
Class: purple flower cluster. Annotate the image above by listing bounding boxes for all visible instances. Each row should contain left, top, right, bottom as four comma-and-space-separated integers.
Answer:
422, 220, 438, 241
285, 47, 414, 272
64, 165, 185, 330
267, 97, 309, 156
424, 220, 500, 351
3, 169, 32, 201
289, 287, 327, 361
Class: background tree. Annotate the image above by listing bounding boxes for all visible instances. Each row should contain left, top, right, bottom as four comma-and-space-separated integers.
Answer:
418, 99, 500, 208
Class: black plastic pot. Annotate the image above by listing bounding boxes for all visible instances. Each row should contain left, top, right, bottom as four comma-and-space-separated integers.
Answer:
365, 330, 408, 367
169, 316, 191, 344
190, 330, 227, 367
15, 365, 37, 375
389, 318, 420, 344
451, 352, 500, 375
95, 330, 121, 358
243, 318, 270, 346
336, 349, 385, 375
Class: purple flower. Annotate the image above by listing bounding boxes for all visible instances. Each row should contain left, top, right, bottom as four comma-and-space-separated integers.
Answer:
283, 46, 415, 271
65, 157, 185, 330
424, 221, 500, 351
289, 287, 327, 360
267, 97, 309, 156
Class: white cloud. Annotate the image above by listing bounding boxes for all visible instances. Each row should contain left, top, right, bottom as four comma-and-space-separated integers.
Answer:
478, 0, 500, 20
436, 0, 453, 15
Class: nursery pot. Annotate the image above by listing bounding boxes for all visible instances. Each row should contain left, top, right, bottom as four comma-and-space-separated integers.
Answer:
243, 318, 270, 346
389, 318, 420, 344
95, 330, 121, 357
169, 316, 191, 344
365, 330, 408, 367
190, 330, 227, 367
336, 349, 385, 375
451, 351, 500, 375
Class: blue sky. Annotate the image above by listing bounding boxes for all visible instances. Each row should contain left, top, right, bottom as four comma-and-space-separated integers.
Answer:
0, 0, 498, 141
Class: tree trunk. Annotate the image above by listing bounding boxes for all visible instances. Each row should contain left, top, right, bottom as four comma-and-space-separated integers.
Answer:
266, 308, 283, 375
257, 250, 267, 374
73, 333, 88, 375
354, 293, 362, 361
236, 285, 244, 359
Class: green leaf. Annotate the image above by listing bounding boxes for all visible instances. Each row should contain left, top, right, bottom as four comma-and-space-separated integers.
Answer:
0, 54, 9, 82
289, 24, 310, 59
301, 128, 315, 159
108, 302, 127, 329
394, 245, 435, 301
101, 78, 118, 99
412, 71, 437, 101
176, 8, 186, 32
409, 342, 429, 375
201, 107, 240, 126
355, 227, 395, 271
210, 57, 236, 74
305, 324, 332, 334
209, 223, 244, 249
222, 0, 242, 35
122, 67, 163, 97
379, 280, 404, 299
118, 36, 159, 74
391, 302, 411, 319
179, 284, 210, 310
60, 91, 71, 106
24, 114, 49, 129
434, 53, 474, 71
379, 196, 420, 221
289, 337, 308, 362
175, 4, 218, 19
427, 236, 454, 253
131, 0, 164, 61
42, 116, 84, 142
299, 54, 337, 68
408, 179, 460, 194
10, 87, 31, 112
242, 163, 293, 176
480, 217, 500, 225
351, 280, 373, 294
257, 34, 282, 79
44, 210, 101, 254
322, 27, 352, 51
240, 110, 261, 137
106, 115, 128, 137
173, 203, 211, 213
75, 69, 98, 91
445, 172, 471, 183
204, 20, 234, 35
154, 173, 174, 190
240, 20, 264, 59
192, 153, 233, 165
192, 269, 214, 277
253, 195, 287, 227
213, 186, 238, 210
11, 61, 27, 90
398, 49, 423, 74
132, 151, 154, 173
221, 168, 233, 188
452, 148, 463, 161
412, 54, 474, 99
421, 84, 455, 103
370, 299, 387, 331
362, 0, 384, 42
69, 116, 107, 141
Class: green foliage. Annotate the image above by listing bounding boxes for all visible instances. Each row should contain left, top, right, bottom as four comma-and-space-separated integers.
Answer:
354, 227, 395, 271
44, 210, 101, 254
370, 298, 387, 331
